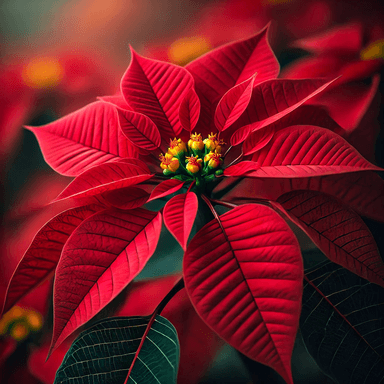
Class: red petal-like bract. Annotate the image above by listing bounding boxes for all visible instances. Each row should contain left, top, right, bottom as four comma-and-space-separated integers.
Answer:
179, 88, 201, 132
233, 78, 336, 133
117, 109, 161, 150
184, 204, 302, 384
2, 205, 102, 315
26, 102, 137, 177
148, 178, 185, 202
240, 104, 343, 153
218, 171, 384, 223
98, 94, 131, 110
121, 48, 194, 139
55, 161, 153, 201
215, 75, 256, 131
313, 76, 380, 130
224, 126, 381, 177
276, 190, 384, 287
292, 22, 363, 54
242, 126, 275, 154
186, 24, 279, 133
50, 208, 162, 355
101, 187, 149, 210
164, 192, 198, 251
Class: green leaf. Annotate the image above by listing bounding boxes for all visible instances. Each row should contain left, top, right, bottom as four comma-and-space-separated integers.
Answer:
54, 315, 180, 384
301, 261, 384, 384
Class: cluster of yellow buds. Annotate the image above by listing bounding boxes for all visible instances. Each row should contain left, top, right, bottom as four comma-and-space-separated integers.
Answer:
0, 306, 43, 341
159, 133, 224, 178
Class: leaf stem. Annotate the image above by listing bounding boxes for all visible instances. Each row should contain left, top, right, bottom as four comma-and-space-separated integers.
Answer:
226, 151, 243, 168
124, 277, 184, 384
187, 180, 196, 193
209, 198, 237, 209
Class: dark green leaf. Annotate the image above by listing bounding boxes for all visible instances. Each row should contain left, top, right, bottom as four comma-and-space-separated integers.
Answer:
301, 261, 384, 384
54, 315, 179, 384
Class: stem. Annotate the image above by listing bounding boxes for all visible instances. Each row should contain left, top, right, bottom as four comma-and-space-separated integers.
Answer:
226, 151, 243, 168
223, 145, 233, 158
187, 180, 196, 193
209, 198, 237, 209
124, 278, 184, 384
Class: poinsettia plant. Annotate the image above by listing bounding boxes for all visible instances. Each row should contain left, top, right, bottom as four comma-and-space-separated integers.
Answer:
2, 24, 384, 384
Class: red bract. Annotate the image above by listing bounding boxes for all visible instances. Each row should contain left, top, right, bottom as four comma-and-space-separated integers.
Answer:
282, 22, 383, 161
2, 24, 383, 383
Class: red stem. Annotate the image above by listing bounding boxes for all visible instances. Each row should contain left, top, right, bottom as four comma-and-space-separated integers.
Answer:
209, 198, 237, 209
124, 277, 184, 384
187, 180, 196, 193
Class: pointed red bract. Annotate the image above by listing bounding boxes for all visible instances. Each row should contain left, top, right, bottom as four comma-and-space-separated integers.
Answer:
236, 104, 343, 147
121, 48, 195, 139
275, 190, 384, 287
233, 78, 336, 132
148, 179, 185, 202
242, 126, 275, 155
117, 109, 161, 151
179, 88, 200, 132
50, 208, 162, 355
313, 75, 380, 130
102, 187, 149, 210
224, 126, 382, 177
2, 205, 102, 315
98, 94, 131, 110
26, 102, 137, 177
55, 162, 153, 201
186, 24, 279, 133
164, 192, 198, 251
292, 22, 363, 54
183, 204, 302, 384
215, 75, 256, 131
218, 171, 384, 223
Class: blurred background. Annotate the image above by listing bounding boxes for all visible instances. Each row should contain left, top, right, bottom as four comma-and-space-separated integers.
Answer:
1, 0, 383, 383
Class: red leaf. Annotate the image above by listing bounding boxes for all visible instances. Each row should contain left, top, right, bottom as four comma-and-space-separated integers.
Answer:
121, 48, 195, 139
230, 124, 253, 147
215, 75, 256, 131
101, 187, 149, 210
2, 205, 102, 315
49, 208, 162, 354
313, 75, 380, 130
118, 157, 151, 174
117, 108, 161, 150
98, 94, 131, 110
292, 22, 363, 54
224, 126, 382, 177
242, 126, 275, 155
233, 78, 336, 132
55, 162, 153, 201
217, 171, 384, 223
179, 88, 200, 132
26, 102, 137, 177
275, 190, 384, 287
164, 192, 198, 251
186, 24, 279, 134
183, 204, 302, 384
148, 179, 185, 202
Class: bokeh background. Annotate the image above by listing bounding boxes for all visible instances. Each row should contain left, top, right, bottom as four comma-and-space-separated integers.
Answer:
1, 0, 383, 383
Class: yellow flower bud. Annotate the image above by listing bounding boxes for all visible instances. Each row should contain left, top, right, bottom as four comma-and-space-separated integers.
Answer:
203, 133, 218, 151
188, 133, 204, 151
168, 138, 187, 155
205, 152, 222, 169
168, 157, 180, 172
186, 155, 203, 174
160, 153, 179, 173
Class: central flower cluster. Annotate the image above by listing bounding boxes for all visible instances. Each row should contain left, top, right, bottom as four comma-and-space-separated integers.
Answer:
159, 133, 224, 182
